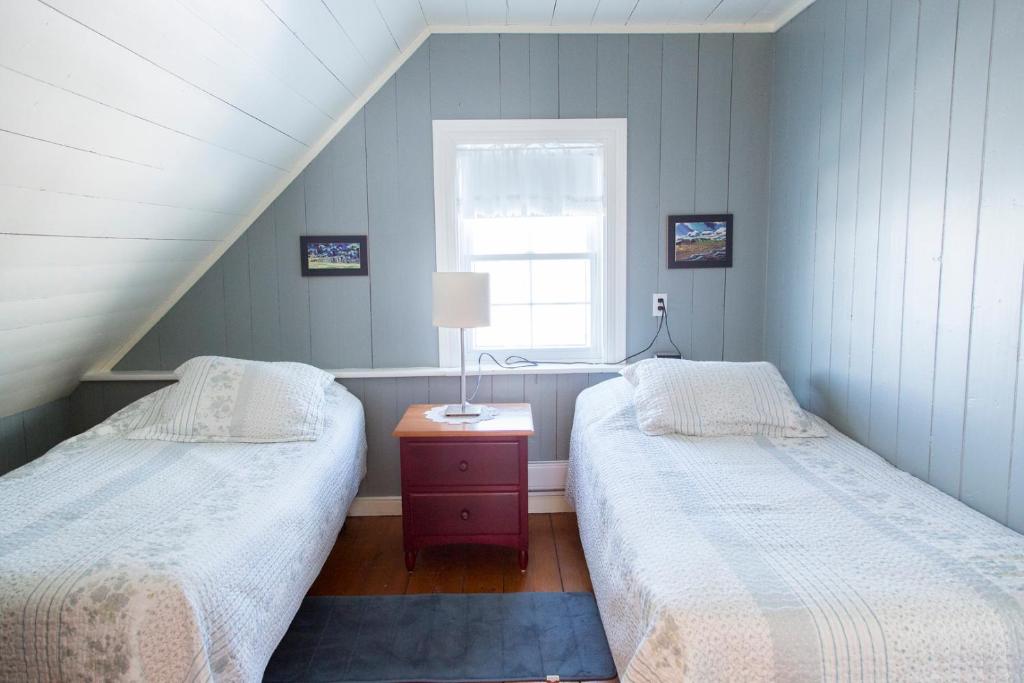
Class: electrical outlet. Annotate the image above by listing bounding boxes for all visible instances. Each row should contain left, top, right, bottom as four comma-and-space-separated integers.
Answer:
653, 293, 667, 317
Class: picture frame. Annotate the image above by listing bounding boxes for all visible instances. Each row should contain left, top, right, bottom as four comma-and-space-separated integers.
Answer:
300, 235, 368, 276
667, 214, 733, 269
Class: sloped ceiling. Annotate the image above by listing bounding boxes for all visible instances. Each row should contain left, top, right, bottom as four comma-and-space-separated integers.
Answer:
0, 0, 810, 417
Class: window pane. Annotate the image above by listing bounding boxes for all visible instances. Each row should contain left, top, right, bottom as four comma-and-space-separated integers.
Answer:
473, 305, 532, 349
532, 259, 590, 304
463, 216, 597, 256
524, 216, 597, 254
464, 217, 530, 256
472, 260, 530, 304
533, 304, 590, 348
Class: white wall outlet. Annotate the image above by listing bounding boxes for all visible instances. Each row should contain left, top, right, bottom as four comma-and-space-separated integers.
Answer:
653, 293, 667, 317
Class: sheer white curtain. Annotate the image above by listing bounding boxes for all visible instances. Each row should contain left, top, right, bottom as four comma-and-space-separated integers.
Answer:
455, 143, 605, 219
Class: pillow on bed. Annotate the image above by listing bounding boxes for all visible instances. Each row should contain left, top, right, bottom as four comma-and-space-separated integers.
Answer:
621, 359, 825, 438
127, 356, 337, 443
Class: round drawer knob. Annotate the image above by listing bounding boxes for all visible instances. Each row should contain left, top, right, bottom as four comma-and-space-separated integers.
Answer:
460, 509, 470, 521
458, 460, 469, 472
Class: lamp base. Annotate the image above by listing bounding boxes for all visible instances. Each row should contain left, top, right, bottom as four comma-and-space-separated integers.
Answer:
444, 403, 483, 417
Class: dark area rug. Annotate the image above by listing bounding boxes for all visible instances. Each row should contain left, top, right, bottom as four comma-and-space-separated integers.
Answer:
263, 592, 616, 683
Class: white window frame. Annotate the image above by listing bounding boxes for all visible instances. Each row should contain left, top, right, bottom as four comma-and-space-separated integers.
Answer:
432, 118, 628, 367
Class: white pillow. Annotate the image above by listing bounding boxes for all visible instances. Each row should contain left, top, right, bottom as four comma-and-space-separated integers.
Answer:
621, 359, 825, 438
128, 356, 337, 443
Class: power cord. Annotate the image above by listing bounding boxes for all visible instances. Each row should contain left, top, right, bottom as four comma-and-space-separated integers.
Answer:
465, 297, 683, 402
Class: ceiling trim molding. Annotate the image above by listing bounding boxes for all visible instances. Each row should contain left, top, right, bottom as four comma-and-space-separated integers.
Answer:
430, 22, 777, 34
92, 7, 809, 373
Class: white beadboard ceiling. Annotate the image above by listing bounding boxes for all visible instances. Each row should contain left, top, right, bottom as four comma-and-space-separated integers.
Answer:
0, 0, 809, 418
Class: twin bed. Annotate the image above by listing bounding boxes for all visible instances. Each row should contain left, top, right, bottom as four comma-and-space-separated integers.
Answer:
0, 381, 366, 681
5, 354, 1024, 682
568, 376, 1024, 681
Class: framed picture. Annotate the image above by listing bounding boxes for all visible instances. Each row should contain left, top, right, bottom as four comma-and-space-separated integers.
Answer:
667, 214, 733, 268
300, 235, 368, 276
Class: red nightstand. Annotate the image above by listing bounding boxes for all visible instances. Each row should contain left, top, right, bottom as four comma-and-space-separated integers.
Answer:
393, 404, 535, 572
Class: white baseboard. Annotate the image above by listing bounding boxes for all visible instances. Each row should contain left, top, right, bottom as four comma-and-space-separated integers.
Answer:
348, 491, 573, 516
527, 460, 568, 491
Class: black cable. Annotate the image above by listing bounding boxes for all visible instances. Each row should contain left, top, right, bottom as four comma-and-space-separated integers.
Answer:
465, 299, 681, 402
661, 305, 684, 357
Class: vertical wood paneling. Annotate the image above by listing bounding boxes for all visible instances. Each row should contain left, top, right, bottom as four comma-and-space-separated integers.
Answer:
625, 35, 663, 356
393, 46, 440, 367
273, 177, 312, 363
807, 0, 846, 417
69, 382, 106, 435
529, 35, 559, 117
895, 0, 958, 479
499, 35, 531, 118
365, 77, 405, 366
867, 0, 918, 459
555, 374, 588, 460
826, 0, 866, 433
305, 113, 373, 369
158, 264, 227, 368
430, 35, 501, 118
763, 4, 796, 379
657, 35, 699, 358
221, 233, 253, 360
769, 0, 1024, 530
360, 378, 398, 496
723, 34, 772, 362
248, 209, 282, 360
21, 398, 69, 465
587, 372, 619, 387
691, 35, 733, 362
0, 412, 27, 475
524, 375, 557, 462
846, 0, 891, 439
558, 35, 597, 117
115, 328, 161, 371
962, 0, 1024, 526
1, 396, 74, 475
596, 35, 628, 118
930, 0, 994, 498
490, 375, 526, 403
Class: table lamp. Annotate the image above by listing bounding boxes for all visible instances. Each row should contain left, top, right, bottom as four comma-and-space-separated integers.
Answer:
432, 271, 491, 416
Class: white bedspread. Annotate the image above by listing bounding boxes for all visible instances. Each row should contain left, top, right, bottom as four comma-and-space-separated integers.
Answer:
567, 378, 1024, 682
0, 383, 366, 682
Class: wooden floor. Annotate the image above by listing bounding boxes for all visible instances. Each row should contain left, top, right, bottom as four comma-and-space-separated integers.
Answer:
309, 513, 593, 596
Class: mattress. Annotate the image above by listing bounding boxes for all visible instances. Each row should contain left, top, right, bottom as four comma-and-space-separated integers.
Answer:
0, 383, 366, 682
566, 377, 1024, 682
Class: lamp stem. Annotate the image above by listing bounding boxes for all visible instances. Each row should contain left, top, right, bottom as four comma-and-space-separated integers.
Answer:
459, 327, 467, 411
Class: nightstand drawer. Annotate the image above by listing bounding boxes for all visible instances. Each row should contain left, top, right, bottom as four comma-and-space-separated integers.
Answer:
403, 441, 520, 487
407, 492, 520, 537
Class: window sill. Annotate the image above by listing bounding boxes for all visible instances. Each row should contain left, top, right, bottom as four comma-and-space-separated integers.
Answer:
81, 363, 624, 382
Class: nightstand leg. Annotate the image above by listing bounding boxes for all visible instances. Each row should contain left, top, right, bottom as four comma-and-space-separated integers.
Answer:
518, 549, 528, 572
405, 549, 417, 572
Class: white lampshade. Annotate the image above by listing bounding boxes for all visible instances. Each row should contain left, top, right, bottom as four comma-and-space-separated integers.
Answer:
432, 272, 490, 328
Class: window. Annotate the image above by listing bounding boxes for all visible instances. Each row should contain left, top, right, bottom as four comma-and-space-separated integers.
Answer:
433, 119, 627, 365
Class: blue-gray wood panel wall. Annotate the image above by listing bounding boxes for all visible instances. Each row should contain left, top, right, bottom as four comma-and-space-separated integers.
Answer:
0, 397, 72, 476
115, 33, 773, 373
766, 0, 1024, 531
66, 375, 618, 496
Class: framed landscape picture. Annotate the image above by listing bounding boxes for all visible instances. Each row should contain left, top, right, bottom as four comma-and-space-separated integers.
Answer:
300, 235, 368, 276
667, 214, 733, 268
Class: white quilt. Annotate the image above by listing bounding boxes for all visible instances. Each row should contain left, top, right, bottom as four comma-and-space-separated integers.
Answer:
567, 378, 1024, 682
0, 383, 366, 682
